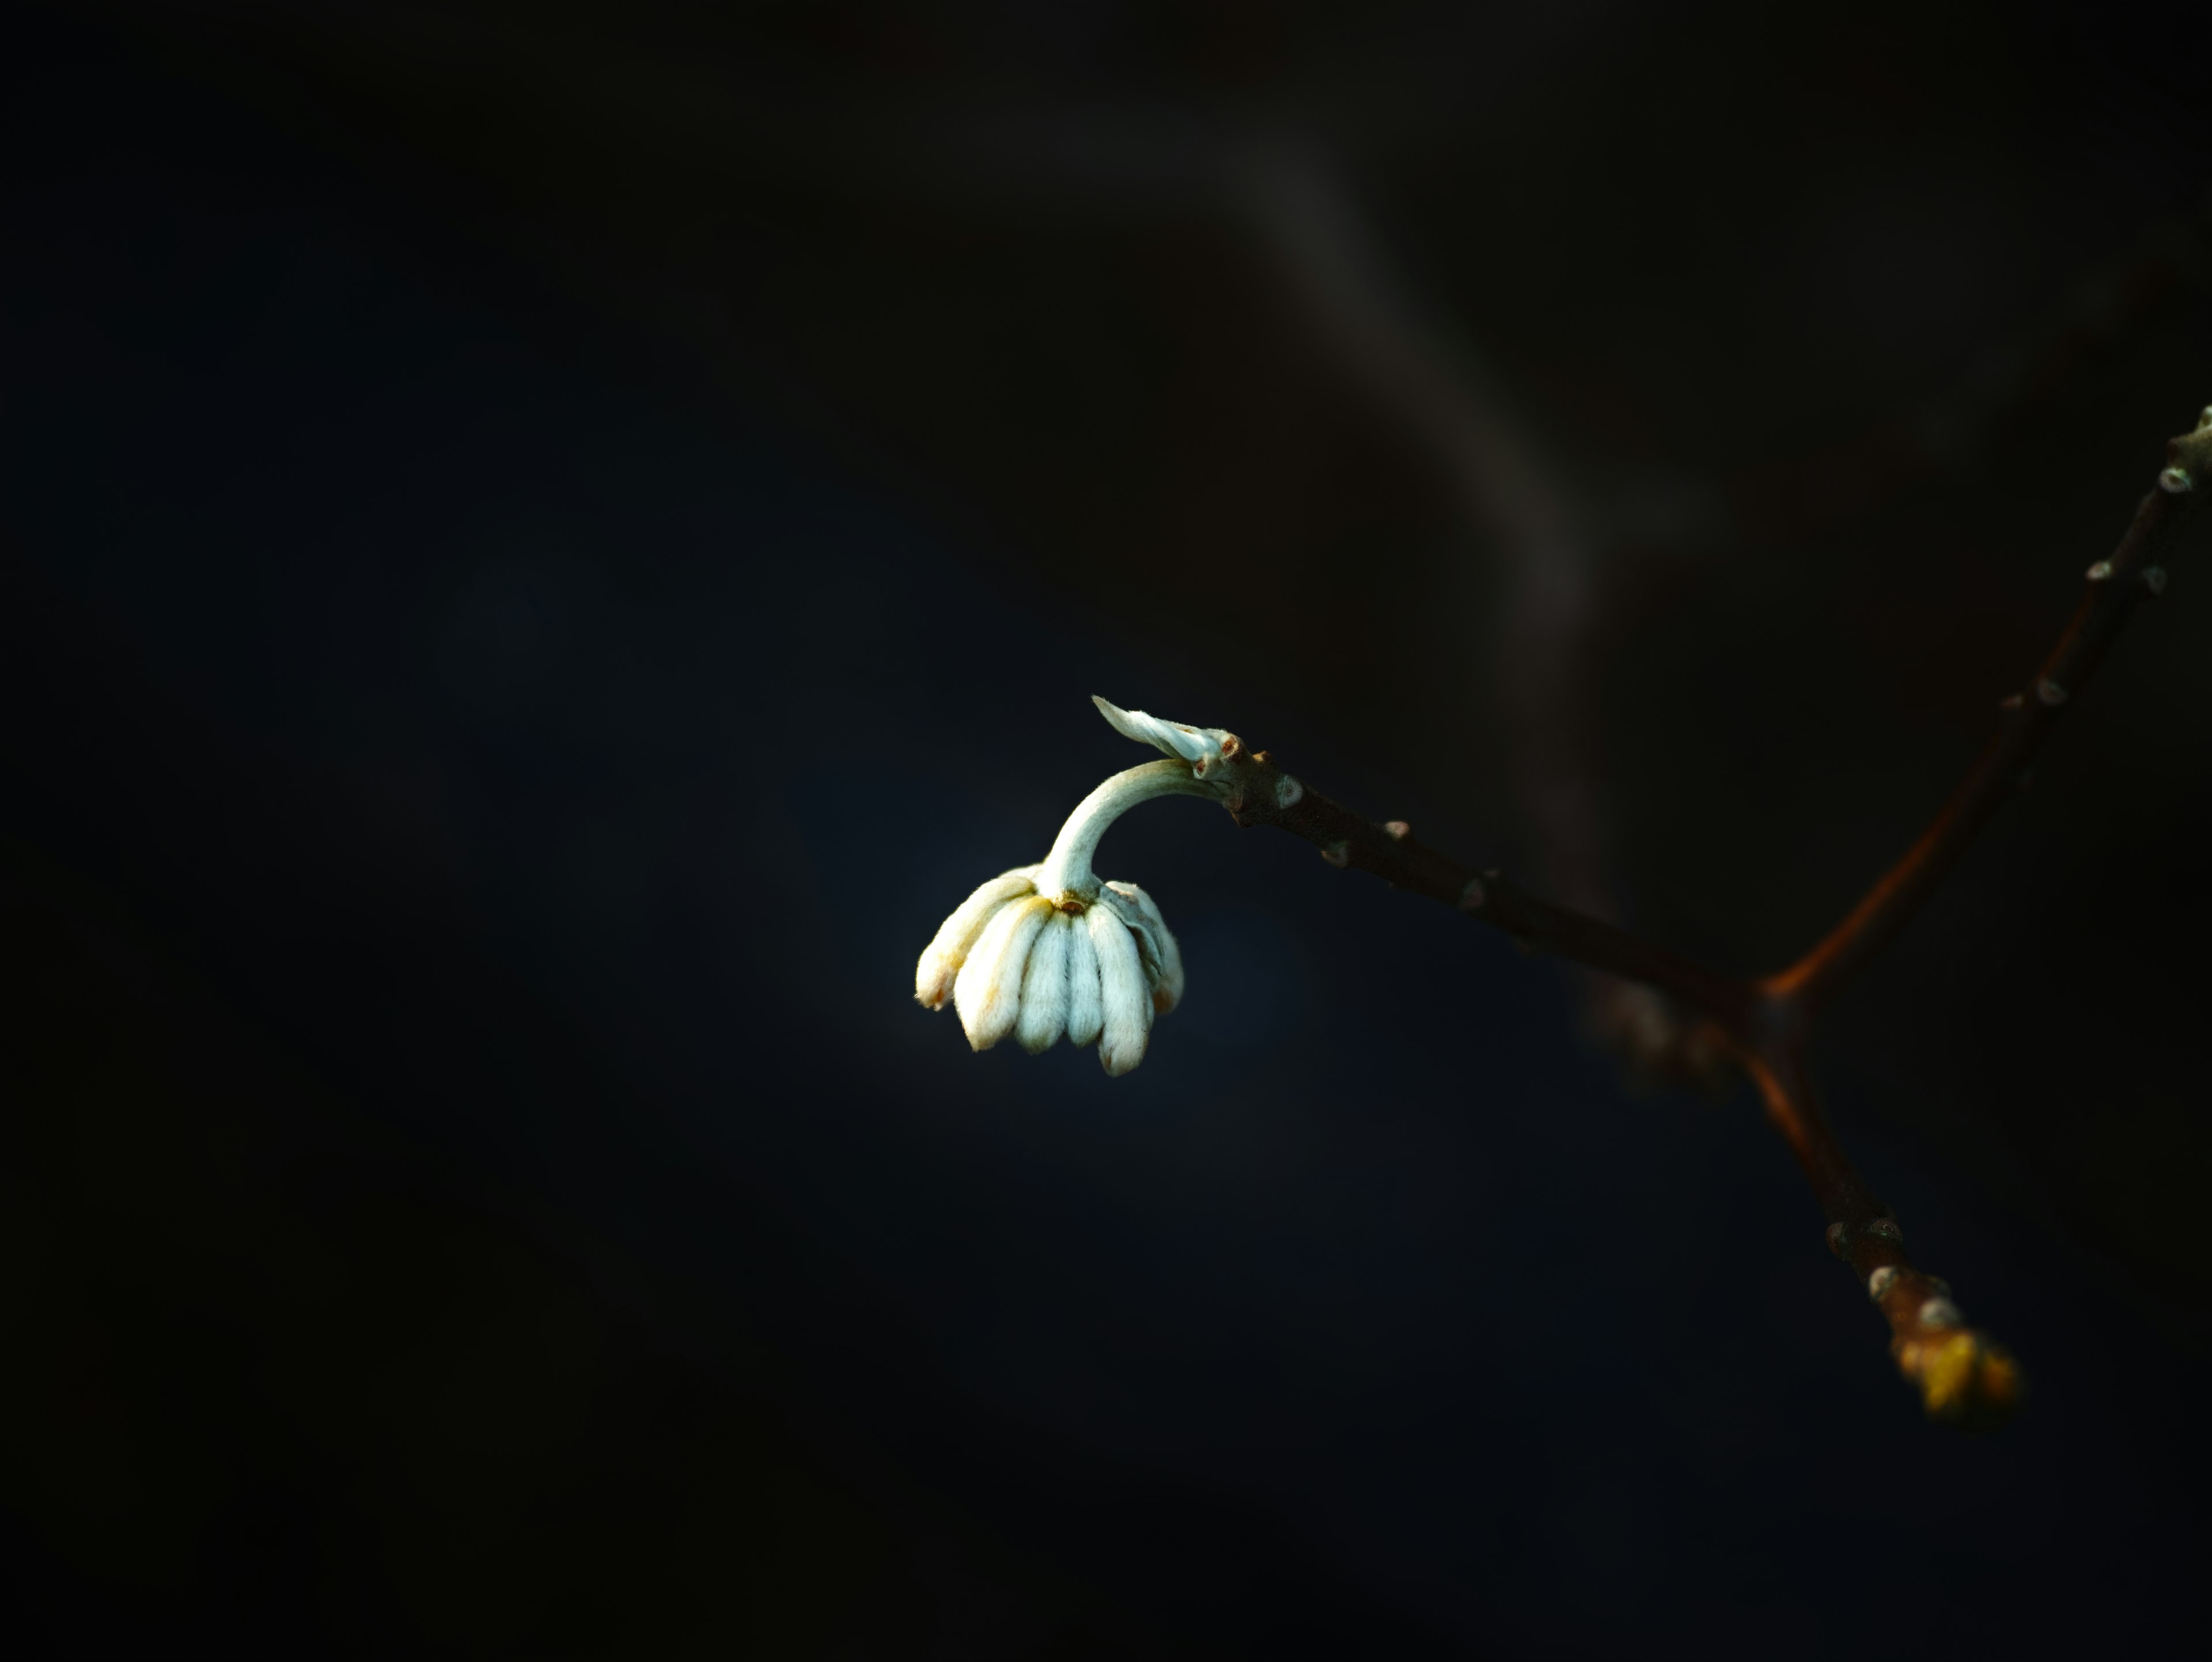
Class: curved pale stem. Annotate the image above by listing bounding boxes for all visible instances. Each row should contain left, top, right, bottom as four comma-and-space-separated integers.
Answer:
1035, 759, 1214, 899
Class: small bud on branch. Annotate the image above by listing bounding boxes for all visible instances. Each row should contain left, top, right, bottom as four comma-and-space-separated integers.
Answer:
915, 738, 1202, 1074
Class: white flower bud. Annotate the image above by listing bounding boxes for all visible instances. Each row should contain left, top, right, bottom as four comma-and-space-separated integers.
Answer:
915, 866, 1040, 1010
953, 893, 1054, 1050
1103, 880, 1183, 1014
1088, 902, 1152, 1076
913, 698, 1217, 1074
917, 878, 1185, 1072
1016, 911, 1074, 1053
1066, 914, 1104, 1047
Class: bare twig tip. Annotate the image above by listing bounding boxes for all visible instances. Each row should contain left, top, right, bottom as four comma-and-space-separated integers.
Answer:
1898, 1330, 2024, 1431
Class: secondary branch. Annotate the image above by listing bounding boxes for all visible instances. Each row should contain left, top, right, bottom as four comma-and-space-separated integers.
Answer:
1768, 412, 2212, 1017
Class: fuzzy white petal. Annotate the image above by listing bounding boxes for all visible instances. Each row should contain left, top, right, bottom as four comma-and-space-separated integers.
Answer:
1104, 880, 1184, 1014
1066, 912, 1104, 1048
1088, 904, 1152, 1076
1016, 911, 1074, 1054
1094, 887, 1166, 1003
916, 867, 1039, 1009
954, 894, 1055, 1050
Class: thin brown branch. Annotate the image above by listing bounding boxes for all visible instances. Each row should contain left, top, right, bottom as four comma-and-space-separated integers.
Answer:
1204, 737, 2024, 1424
1768, 413, 2212, 1018
1206, 752, 1753, 1035
1192, 411, 2212, 1430
1740, 1047, 2022, 1429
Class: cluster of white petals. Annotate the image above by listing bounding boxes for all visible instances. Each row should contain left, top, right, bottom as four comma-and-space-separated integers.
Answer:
914, 867, 1184, 1074
914, 698, 1219, 1076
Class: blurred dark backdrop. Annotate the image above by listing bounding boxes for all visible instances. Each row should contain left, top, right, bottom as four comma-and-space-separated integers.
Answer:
5, 2, 2211, 1656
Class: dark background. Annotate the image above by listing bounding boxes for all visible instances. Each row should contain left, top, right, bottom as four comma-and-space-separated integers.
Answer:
5, 3, 2212, 1656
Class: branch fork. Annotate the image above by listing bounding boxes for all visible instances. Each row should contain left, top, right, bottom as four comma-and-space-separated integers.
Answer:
916, 410, 2212, 1428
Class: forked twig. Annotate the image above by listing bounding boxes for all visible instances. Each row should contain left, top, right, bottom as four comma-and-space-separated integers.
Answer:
1195, 411, 2212, 1427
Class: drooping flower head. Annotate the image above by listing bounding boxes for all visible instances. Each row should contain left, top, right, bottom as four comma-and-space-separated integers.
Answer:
914, 698, 1229, 1075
